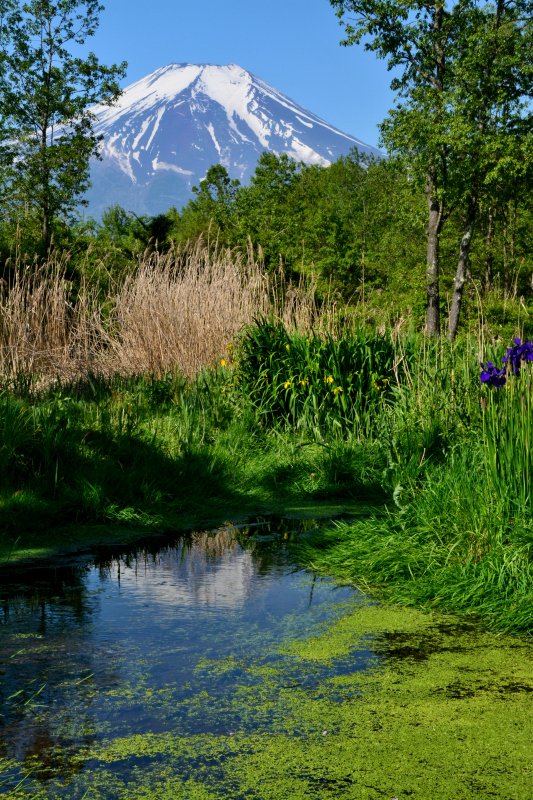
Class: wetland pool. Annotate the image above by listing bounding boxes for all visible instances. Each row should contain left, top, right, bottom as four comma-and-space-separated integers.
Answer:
1, 515, 533, 800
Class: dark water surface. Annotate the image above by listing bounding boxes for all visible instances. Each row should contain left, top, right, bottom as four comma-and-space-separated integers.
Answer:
0, 516, 375, 796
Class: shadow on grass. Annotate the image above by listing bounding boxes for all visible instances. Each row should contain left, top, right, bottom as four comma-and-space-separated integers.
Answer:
0, 386, 388, 561
0, 424, 249, 555
252, 441, 387, 503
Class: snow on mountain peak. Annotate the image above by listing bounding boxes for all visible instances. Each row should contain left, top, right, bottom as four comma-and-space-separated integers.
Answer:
85, 63, 382, 217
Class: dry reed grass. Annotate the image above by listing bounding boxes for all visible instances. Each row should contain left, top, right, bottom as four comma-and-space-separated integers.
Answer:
0, 254, 100, 379
0, 239, 332, 383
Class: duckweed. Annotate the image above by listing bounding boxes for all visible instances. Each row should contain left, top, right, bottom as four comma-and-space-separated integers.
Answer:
11, 603, 533, 799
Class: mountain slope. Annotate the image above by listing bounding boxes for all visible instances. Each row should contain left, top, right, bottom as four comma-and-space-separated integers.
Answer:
85, 63, 383, 218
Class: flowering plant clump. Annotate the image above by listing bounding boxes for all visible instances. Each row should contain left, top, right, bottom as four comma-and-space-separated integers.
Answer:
237, 318, 402, 435
502, 337, 533, 375
480, 361, 507, 388
481, 337, 533, 388
481, 336, 533, 518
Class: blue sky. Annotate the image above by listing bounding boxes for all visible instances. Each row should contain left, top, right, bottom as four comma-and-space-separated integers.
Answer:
88, 0, 396, 149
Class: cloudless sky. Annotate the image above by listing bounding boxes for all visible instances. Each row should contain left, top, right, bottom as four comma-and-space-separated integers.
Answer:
86, 0, 397, 149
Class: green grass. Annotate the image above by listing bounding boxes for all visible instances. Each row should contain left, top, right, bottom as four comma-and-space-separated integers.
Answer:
3, 322, 533, 634
237, 317, 411, 435
482, 366, 533, 516
297, 445, 533, 633
0, 365, 387, 563
234, 319, 533, 632
286, 330, 533, 633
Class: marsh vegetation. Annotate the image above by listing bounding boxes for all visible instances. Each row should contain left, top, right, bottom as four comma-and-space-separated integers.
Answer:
0, 240, 531, 636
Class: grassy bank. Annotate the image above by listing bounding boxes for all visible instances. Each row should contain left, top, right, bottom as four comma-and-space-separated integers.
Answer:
236, 320, 533, 634
0, 363, 386, 563
297, 447, 533, 633
0, 243, 371, 560
4, 319, 533, 634
293, 334, 533, 634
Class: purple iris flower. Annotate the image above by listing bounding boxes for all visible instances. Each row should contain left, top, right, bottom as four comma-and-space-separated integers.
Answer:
480, 361, 507, 388
501, 337, 533, 375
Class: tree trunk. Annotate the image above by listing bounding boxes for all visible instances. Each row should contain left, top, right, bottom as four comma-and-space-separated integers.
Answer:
502, 200, 517, 296
42, 202, 51, 255
424, 3, 446, 338
41, 118, 51, 255
509, 199, 517, 296
483, 208, 495, 294
448, 200, 476, 341
425, 170, 443, 337
503, 215, 509, 295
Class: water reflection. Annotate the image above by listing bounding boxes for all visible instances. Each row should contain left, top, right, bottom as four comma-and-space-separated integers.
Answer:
0, 515, 372, 796
101, 530, 257, 610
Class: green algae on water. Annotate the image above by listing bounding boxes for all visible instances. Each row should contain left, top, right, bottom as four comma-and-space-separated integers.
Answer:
17, 602, 533, 800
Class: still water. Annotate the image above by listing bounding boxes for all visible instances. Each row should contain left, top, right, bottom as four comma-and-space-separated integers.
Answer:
0, 516, 375, 797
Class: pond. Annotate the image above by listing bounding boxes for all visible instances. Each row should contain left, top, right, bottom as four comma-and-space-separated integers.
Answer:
0, 516, 375, 798
2, 515, 533, 800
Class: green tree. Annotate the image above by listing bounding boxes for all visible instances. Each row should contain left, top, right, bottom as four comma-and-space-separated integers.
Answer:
0, 0, 126, 253
331, 0, 533, 337
296, 150, 425, 302
445, 0, 533, 339
191, 164, 240, 226
234, 152, 305, 269
331, 0, 458, 335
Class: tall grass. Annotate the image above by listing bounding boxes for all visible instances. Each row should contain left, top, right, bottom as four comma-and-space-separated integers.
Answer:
483, 369, 533, 517
236, 317, 485, 444
0, 366, 386, 546
0, 240, 328, 385
0, 253, 100, 380
291, 332, 533, 633
95, 243, 272, 377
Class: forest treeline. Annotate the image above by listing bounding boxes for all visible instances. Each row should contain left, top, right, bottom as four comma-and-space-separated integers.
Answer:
1, 148, 531, 336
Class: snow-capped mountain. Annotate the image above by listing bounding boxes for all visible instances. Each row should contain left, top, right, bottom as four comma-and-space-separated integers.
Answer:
85, 63, 382, 218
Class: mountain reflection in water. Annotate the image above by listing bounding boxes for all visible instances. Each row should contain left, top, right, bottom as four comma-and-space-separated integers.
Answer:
104, 529, 258, 610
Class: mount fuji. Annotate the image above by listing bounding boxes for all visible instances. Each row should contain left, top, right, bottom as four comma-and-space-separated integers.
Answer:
84, 63, 382, 218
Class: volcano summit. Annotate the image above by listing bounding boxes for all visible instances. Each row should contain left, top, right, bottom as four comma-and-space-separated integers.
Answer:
85, 63, 382, 217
